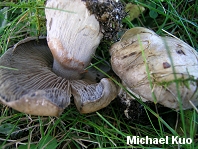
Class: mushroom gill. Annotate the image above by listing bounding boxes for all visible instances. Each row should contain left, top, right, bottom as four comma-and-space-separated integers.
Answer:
0, 37, 118, 116
71, 78, 118, 113
0, 38, 71, 116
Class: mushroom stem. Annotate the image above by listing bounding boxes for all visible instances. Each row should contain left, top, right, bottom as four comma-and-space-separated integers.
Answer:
45, 0, 103, 79
52, 59, 84, 80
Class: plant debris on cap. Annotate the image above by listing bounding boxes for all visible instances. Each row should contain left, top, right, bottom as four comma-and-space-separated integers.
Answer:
110, 27, 198, 111
83, 0, 126, 41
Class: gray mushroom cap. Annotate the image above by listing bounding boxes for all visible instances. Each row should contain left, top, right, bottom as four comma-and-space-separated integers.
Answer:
0, 38, 70, 116
0, 38, 118, 116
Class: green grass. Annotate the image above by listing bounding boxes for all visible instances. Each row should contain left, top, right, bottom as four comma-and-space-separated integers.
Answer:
0, 0, 198, 148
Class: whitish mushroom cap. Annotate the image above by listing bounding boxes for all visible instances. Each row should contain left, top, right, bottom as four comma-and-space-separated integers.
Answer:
0, 38, 118, 116
110, 27, 198, 110
45, 0, 103, 79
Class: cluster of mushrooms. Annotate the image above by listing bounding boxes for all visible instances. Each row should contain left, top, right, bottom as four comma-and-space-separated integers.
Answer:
0, 0, 197, 117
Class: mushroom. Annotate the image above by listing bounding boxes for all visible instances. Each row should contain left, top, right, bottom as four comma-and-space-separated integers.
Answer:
110, 27, 198, 110
0, 0, 122, 116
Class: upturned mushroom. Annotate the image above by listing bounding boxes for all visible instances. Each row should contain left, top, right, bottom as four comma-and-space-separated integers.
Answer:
0, 0, 126, 116
110, 27, 198, 110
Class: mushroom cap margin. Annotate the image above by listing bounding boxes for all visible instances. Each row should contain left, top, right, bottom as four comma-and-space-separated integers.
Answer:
71, 78, 119, 113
